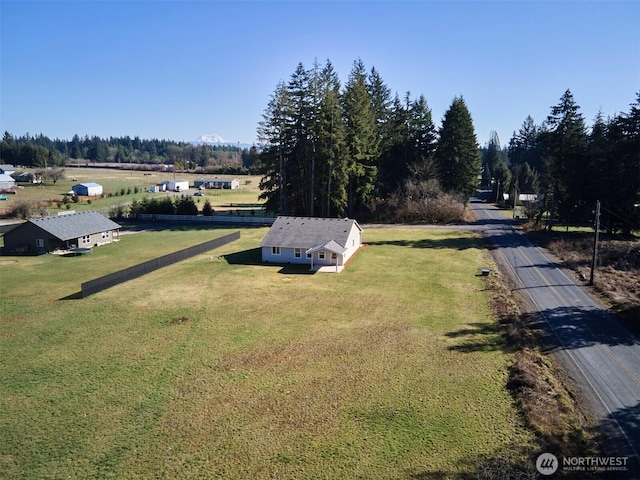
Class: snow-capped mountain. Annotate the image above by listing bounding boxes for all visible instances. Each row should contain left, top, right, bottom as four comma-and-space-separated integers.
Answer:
192, 133, 254, 149
194, 133, 227, 144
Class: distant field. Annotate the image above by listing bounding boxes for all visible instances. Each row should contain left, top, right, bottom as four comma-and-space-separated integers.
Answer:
0, 227, 537, 479
1, 168, 263, 216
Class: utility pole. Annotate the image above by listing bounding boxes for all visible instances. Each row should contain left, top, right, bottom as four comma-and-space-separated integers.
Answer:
512, 179, 518, 219
589, 200, 601, 285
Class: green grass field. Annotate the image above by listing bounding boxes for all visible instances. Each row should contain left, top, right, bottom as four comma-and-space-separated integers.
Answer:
1, 168, 263, 216
0, 227, 538, 479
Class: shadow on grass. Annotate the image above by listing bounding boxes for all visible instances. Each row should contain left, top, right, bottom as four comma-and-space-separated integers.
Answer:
223, 247, 263, 266
367, 235, 480, 251
223, 248, 315, 275
445, 321, 507, 353
59, 291, 83, 300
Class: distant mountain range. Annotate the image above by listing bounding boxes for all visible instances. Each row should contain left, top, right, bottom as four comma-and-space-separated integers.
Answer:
191, 133, 254, 149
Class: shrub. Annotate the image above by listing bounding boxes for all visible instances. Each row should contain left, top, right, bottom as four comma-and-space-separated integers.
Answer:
202, 200, 213, 216
12, 200, 31, 220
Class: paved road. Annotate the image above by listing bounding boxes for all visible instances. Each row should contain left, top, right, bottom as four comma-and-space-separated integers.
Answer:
469, 193, 640, 478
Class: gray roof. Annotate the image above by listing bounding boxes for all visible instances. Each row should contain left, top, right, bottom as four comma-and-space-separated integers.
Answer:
29, 211, 121, 241
260, 216, 361, 249
73, 182, 102, 188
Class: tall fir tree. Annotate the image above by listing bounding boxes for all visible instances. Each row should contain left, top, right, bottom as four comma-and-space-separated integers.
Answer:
434, 97, 480, 200
539, 89, 588, 226
343, 59, 379, 215
257, 81, 293, 214
316, 60, 348, 217
606, 93, 640, 234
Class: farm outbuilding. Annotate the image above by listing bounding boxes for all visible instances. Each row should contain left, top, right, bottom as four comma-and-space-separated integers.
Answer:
72, 182, 103, 196
0, 174, 16, 190
2, 211, 121, 255
0, 165, 16, 175
163, 179, 189, 192
260, 216, 362, 273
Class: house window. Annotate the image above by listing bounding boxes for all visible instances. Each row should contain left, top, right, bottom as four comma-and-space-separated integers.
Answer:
102, 231, 109, 239
331, 253, 337, 260
272, 246, 281, 255
36, 238, 44, 248
306, 252, 312, 259
318, 251, 325, 260
294, 248, 301, 258
82, 235, 91, 244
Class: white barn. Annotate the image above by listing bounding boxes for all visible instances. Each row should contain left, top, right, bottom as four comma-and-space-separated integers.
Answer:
164, 179, 189, 192
0, 173, 15, 189
260, 216, 362, 273
72, 182, 103, 196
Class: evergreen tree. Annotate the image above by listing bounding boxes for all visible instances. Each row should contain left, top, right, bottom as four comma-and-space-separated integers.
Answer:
257, 81, 293, 214
434, 97, 480, 200
343, 59, 379, 215
410, 94, 438, 162
606, 93, 640, 234
368, 66, 392, 145
482, 131, 510, 202
539, 89, 588, 226
316, 60, 348, 217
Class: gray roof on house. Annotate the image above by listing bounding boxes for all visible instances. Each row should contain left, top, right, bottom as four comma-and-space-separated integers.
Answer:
306, 240, 346, 255
28, 211, 121, 241
73, 182, 102, 188
260, 216, 361, 249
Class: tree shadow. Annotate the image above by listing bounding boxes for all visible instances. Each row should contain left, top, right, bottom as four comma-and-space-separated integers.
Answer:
593, 402, 640, 480
367, 235, 480, 251
534, 305, 640, 352
410, 443, 616, 480
445, 321, 507, 353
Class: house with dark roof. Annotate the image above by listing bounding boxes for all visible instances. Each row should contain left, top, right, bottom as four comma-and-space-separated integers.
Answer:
2, 211, 121, 254
260, 216, 362, 272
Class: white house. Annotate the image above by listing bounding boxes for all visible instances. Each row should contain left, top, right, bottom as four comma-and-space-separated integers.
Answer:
72, 182, 103, 196
260, 216, 362, 273
194, 178, 240, 190
163, 179, 189, 192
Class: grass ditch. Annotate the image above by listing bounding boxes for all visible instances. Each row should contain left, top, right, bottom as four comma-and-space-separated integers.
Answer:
481, 256, 601, 478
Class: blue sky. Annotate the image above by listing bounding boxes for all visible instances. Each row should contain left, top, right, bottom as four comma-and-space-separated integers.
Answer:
1, 1, 639, 147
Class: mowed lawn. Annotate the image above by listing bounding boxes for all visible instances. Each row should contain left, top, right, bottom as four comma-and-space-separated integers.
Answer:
0, 227, 536, 479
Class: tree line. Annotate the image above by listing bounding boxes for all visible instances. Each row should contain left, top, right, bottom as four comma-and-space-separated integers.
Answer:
482, 90, 639, 234
0, 132, 259, 174
255, 59, 480, 221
